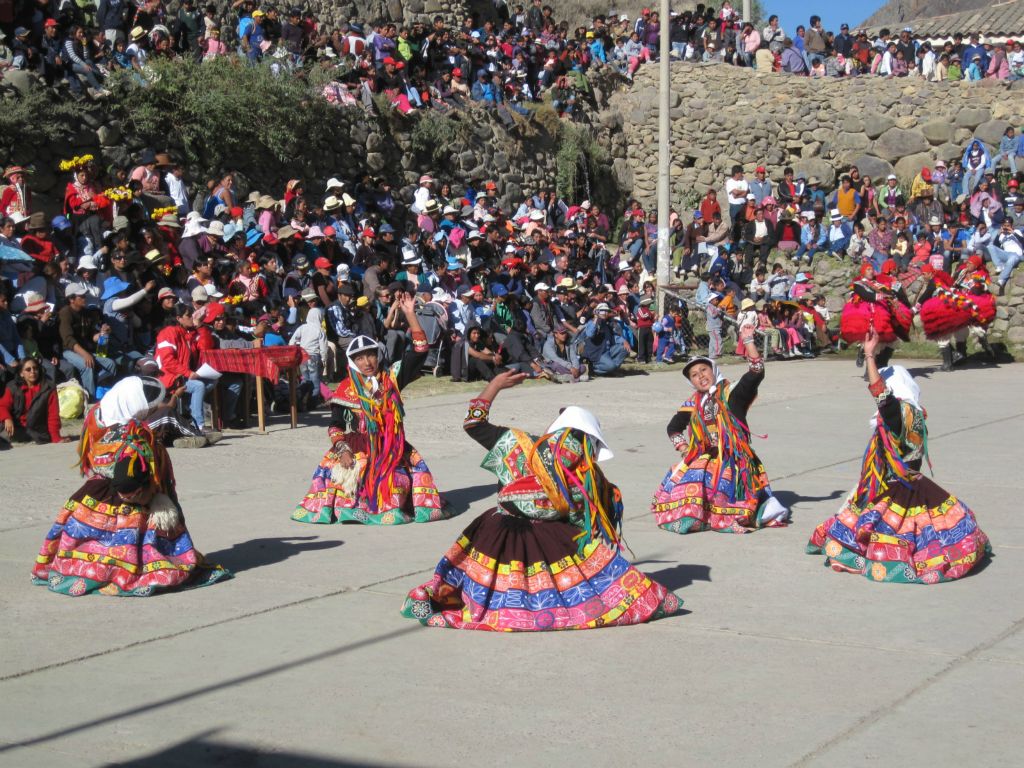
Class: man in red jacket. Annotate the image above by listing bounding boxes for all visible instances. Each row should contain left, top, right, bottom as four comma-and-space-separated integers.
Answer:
154, 304, 211, 434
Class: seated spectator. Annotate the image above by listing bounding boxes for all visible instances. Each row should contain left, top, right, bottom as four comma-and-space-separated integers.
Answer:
542, 322, 587, 383
582, 302, 628, 375
0, 358, 66, 446
450, 325, 498, 383
59, 284, 117, 400
155, 304, 214, 436
499, 314, 546, 377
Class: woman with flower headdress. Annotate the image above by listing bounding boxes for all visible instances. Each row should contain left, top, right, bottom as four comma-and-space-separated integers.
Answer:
32, 376, 231, 596
61, 155, 108, 253
650, 329, 789, 534
292, 295, 449, 525
807, 329, 990, 583
402, 370, 680, 630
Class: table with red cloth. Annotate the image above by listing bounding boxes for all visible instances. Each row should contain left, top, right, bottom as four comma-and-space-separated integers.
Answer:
199, 344, 308, 432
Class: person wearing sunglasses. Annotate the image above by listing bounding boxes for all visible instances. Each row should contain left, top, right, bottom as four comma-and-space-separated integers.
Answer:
0, 359, 69, 447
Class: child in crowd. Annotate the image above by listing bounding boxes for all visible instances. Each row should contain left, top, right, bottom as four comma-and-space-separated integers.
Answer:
892, 231, 911, 270
705, 292, 724, 359
912, 231, 933, 265
848, 220, 874, 265
756, 301, 784, 356
789, 272, 815, 300
634, 296, 656, 363
288, 307, 328, 409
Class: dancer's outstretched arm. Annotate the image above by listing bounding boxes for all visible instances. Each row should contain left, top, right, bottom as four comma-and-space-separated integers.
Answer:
464, 371, 529, 449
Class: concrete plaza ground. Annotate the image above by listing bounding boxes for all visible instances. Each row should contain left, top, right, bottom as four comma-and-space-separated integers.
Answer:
1, 358, 1022, 767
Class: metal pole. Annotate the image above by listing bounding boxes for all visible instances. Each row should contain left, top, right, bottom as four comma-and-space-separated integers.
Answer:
743, 0, 751, 26
655, 0, 672, 289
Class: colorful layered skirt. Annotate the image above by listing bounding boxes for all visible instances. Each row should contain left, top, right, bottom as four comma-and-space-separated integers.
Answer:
402, 509, 680, 630
652, 453, 788, 534
840, 298, 911, 344
807, 474, 990, 584
32, 478, 231, 597
920, 290, 996, 339
292, 445, 448, 525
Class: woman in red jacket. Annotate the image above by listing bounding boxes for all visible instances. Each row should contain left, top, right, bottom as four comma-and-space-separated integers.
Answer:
0, 359, 68, 445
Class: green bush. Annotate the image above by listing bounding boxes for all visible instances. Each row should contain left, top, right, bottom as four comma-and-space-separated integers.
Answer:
554, 122, 609, 205
107, 58, 351, 171
0, 87, 85, 146
409, 110, 472, 165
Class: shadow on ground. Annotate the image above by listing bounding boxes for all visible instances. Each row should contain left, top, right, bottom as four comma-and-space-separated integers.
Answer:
442, 483, 495, 512
645, 563, 712, 591
773, 489, 846, 511
105, 731, 405, 767
205, 536, 344, 574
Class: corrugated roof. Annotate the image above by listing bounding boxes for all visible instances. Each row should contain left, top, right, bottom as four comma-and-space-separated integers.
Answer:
865, 0, 1024, 38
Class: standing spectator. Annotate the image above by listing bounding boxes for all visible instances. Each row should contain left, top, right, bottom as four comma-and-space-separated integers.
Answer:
0, 166, 31, 219
748, 166, 772, 204
781, 37, 807, 74
289, 306, 328, 406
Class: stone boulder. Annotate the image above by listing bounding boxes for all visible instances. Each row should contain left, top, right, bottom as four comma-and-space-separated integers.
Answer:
974, 119, 1013, 147
849, 154, 895, 181
955, 107, 991, 130
871, 128, 931, 162
920, 120, 954, 146
793, 159, 836, 186
894, 152, 935, 183
863, 114, 894, 139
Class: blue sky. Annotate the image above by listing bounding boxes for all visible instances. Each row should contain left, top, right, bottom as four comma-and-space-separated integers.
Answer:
761, 0, 882, 34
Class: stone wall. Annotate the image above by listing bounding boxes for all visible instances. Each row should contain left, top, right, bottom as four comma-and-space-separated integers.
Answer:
610, 63, 1024, 208
0, 94, 567, 222
603, 63, 1024, 350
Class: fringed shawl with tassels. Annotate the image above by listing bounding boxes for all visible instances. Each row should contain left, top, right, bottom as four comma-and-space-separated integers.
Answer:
852, 400, 931, 510
331, 363, 406, 513
683, 380, 761, 503
488, 427, 624, 555
77, 405, 175, 496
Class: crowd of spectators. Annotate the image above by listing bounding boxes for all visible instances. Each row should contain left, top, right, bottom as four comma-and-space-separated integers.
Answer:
678, 9, 1024, 81
2, 6, 1023, 450
3, 127, 1022, 448
3, 2, 1022, 111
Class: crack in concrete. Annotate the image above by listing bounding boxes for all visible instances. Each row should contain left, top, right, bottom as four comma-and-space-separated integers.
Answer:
0, 566, 430, 684
789, 612, 1024, 766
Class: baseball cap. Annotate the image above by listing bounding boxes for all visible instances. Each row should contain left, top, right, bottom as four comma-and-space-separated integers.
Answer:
314, 257, 331, 269
190, 286, 209, 302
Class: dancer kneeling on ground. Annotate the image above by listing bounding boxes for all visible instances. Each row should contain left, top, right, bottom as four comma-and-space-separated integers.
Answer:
293, 295, 449, 525
807, 329, 990, 583
32, 376, 231, 596
402, 370, 680, 630
651, 328, 790, 534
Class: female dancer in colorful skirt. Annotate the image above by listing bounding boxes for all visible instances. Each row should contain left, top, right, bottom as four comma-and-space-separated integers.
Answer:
916, 260, 995, 370
650, 329, 789, 534
32, 376, 231, 596
807, 329, 990, 583
841, 261, 912, 370
402, 370, 680, 630
293, 295, 448, 525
